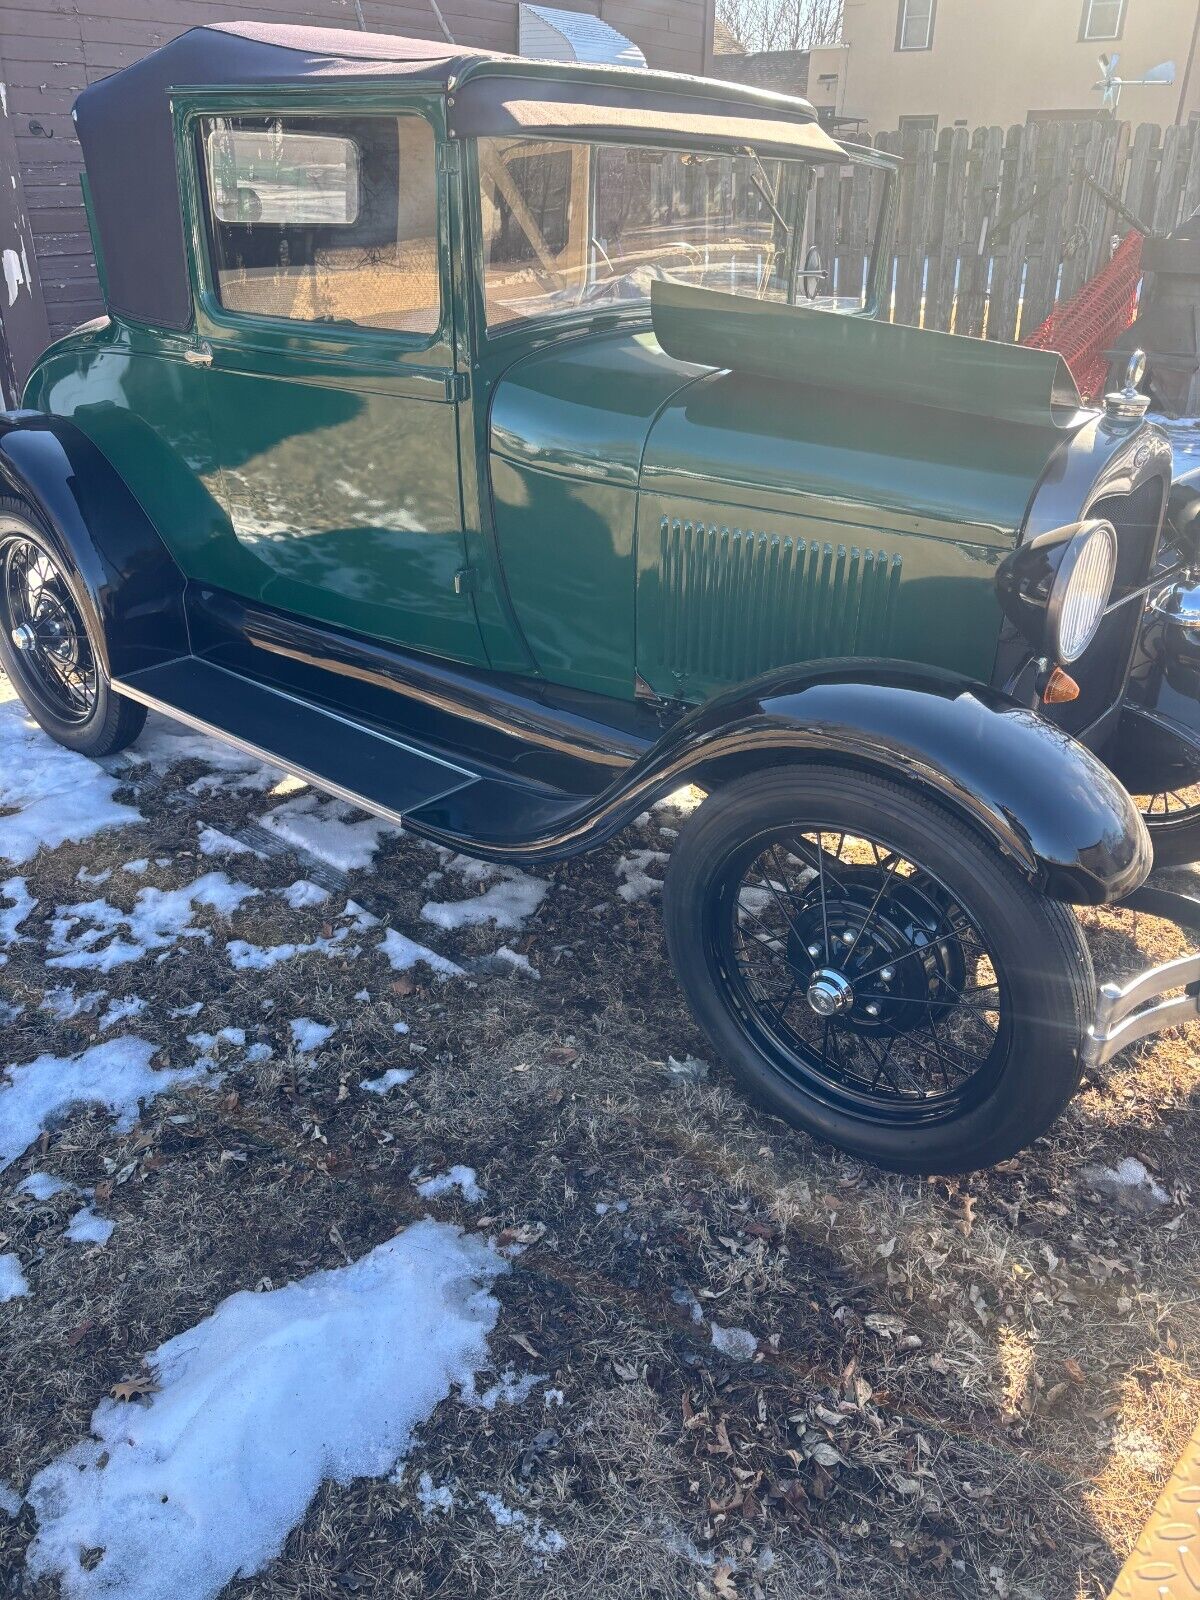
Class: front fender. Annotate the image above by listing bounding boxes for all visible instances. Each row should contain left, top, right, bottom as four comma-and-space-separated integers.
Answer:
0, 410, 185, 679
651, 663, 1150, 905
412, 660, 1150, 903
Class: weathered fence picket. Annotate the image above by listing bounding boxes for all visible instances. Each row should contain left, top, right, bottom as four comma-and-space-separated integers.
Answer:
827, 117, 1198, 344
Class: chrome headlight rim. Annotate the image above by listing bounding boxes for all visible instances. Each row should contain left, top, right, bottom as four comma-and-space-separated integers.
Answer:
1046, 518, 1118, 665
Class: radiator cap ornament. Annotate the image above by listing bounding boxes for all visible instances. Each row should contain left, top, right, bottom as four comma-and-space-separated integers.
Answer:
1104, 350, 1152, 420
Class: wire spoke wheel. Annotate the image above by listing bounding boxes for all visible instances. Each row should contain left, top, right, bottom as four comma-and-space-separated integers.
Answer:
708, 824, 1009, 1126
0, 534, 98, 725
1133, 784, 1200, 824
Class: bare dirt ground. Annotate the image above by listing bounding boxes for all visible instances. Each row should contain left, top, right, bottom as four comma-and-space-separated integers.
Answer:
1, 675, 1199, 1600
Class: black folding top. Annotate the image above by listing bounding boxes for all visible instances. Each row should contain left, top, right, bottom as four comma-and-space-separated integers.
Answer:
73, 20, 838, 333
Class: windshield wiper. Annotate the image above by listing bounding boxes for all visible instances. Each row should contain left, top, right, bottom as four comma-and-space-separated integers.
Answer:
745, 149, 791, 243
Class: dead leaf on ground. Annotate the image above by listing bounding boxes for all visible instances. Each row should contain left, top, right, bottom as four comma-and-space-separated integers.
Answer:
110, 1374, 160, 1402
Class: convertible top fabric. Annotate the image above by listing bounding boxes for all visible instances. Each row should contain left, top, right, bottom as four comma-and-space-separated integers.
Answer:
73, 21, 837, 332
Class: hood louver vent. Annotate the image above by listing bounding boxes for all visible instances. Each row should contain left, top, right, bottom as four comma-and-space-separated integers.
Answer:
657, 517, 902, 686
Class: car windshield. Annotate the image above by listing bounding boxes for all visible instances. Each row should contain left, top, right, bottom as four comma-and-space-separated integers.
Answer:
478, 137, 883, 328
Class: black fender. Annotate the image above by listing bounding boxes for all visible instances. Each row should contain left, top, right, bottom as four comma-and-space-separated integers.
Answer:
0, 410, 185, 679
412, 661, 1151, 905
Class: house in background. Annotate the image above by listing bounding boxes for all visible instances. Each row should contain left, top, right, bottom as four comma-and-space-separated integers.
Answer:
0, 0, 715, 402
805, 0, 1200, 137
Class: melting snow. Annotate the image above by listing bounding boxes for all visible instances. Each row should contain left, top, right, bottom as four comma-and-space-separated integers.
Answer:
416, 1472, 456, 1517
0, 1482, 21, 1517
416, 1165, 485, 1204
40, 986, 105, 1021
289, 1018, 335, 1054
260, 793, 400, 872
197, 826, 256, 858
16, 1171, 76, 1201
0, 1251, 30, 1300
98, 996, 148, 1031
25, 1220, 506, 1600
709, 1324, 758, 1361
361, 1068, 413, 1095
135, 713, 284, 793
488, 946, 540, 979
47, 875, 260, 973
380, 927, 463, 978
227, 899, 373, 971
0, 691, 140, 864
281, 879, 330, 909
1083, 1156, 1170, 1210
65, 1205, 115, 1247
0, 875, 34, 958
615, 850, 669, 902
421, 870, 547, 933
0, 1037, 214, 1171
477, 1491, 566, 1560
122, 859, 149, 876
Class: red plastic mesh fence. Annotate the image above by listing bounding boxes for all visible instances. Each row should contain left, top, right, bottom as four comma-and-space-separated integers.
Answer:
1020, 230, 1144, 402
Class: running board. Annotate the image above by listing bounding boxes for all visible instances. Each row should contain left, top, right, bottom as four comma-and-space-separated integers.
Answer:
114, 658, 479, 825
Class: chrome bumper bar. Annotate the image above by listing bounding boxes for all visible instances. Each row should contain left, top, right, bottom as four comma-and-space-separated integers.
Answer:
1085, 885, 1200, 1069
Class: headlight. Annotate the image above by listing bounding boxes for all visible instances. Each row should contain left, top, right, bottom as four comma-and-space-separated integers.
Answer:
1047, 519, 1118, 663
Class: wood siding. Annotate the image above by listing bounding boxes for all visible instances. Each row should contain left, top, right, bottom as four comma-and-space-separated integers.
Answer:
0, 0, 713, 359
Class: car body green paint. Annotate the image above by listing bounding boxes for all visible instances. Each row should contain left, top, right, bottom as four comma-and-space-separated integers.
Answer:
22, 72, 1126, 710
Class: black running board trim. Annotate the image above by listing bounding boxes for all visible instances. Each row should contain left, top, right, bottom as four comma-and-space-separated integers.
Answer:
113, 659, 478, 827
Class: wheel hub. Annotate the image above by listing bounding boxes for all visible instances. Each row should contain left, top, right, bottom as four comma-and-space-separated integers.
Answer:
10, 621, 35, 651
806, 968, 854, 1017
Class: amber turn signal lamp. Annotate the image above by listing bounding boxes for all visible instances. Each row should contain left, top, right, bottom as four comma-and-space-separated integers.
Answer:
1040, 667, 1080, 704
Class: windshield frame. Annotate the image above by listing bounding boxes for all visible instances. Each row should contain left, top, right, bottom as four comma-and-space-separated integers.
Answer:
466, 134, 899, 351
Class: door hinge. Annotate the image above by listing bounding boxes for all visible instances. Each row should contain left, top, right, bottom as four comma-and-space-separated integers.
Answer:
453, 566, 476, 597
448, 371, 471, 402
437, 140, 461, 175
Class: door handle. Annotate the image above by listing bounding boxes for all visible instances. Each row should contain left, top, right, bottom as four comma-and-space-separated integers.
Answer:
184, 342, 213, 368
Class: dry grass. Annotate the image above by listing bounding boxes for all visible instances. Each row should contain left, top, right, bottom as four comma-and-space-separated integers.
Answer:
1, 731, 1199, 1600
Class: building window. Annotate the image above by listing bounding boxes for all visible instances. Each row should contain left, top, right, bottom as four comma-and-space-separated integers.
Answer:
199, 113, 441, 336
898, 114, 938, 138
896, 0, 935, 51
1080, 0, 1126, 41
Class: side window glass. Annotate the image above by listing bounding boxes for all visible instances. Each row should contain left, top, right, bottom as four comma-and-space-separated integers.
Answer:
198, 113, 440, 336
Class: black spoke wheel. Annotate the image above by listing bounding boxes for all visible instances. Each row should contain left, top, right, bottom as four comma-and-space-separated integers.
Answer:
1131, 783, 1200, 868
0, 504, 146, 757
1, 533, 99, 724
663, 767, 1095, 1174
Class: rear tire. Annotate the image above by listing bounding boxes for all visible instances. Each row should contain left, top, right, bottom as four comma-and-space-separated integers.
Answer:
663, 766, 1095, 1174
1132, 789, 1200, 868
0, 502, 146, 758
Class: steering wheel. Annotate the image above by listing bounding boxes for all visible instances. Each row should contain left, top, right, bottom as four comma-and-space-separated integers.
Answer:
800, 245, 828, 301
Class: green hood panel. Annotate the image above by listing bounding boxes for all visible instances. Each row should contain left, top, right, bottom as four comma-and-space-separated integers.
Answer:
650, 280, 1086, 430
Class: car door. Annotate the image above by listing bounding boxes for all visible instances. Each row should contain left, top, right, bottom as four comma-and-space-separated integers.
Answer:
185, 100, 487, 666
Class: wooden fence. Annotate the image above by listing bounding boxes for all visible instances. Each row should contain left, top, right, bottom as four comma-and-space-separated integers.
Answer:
808, 119, 1200, 344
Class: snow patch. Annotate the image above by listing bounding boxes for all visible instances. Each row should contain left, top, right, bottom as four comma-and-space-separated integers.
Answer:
40, 986, 105, 1021
17, 1171, 76, 1201
421, 870, 547, 933
1083, 1156, 1170, 1210
47, 875, 260, 973
26, 1220, 506, 1600
281, 879, 330, 909
0, 1481, 21, 1517
196, 826, 256, 859
0, 875, 34, 957
0, 693, 140, 864
98, 996, 148, 1031
709, 1323, 758, 1362
0, 1037, 213, 1171
379, 927, 463, 978
360, 1068, 413, 1095
259, 793, 400, 872
289, 1018, 335, 1054
0, 1251, 29, 1300
65, 1205, 115, 1247
615, 850, 668, 902
135, 713, 284, 793
416, 1471, 456, 1517
416, 1165, 485, 1204
477, 1491, 566, 1560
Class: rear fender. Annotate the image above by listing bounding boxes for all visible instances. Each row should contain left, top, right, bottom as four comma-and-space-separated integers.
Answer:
0, 411, 185, 679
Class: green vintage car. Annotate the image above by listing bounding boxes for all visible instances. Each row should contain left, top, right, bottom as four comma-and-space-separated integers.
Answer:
3, 22, 1199, 1173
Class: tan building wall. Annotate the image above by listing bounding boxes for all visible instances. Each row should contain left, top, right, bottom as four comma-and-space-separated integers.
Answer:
820, 0, 1200, 134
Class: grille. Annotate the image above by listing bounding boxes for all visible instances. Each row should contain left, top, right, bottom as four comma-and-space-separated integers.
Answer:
1047, 475, 1166, 736
657, 517, 903, 685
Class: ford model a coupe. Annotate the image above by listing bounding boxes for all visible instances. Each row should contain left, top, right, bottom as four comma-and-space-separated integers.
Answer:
3, 23, 1200, 1173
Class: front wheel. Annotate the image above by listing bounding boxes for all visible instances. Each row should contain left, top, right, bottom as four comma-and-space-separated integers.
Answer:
1130, 784, 1200, 868
663, 767, 1095, 1174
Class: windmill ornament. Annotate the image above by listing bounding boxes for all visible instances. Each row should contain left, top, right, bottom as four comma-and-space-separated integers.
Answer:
1093, 51, 1176, 113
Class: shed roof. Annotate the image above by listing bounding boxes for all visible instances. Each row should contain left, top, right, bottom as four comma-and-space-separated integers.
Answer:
74, 21, 839, 332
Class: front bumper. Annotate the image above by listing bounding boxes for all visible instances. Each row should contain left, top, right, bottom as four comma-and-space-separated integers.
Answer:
1085, 884, 1200, 1068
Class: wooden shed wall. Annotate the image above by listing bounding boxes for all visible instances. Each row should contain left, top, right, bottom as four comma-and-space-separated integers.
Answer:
0, 0, 714, 360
